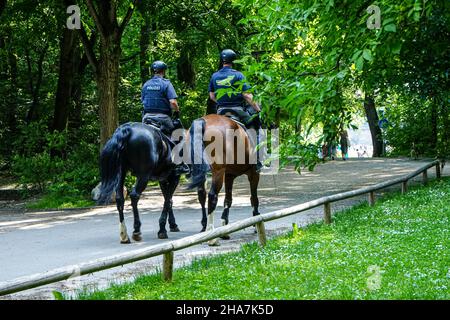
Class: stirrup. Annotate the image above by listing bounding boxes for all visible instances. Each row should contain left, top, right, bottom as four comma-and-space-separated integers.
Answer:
174, 163, 190, 175
256, 161, 263, 173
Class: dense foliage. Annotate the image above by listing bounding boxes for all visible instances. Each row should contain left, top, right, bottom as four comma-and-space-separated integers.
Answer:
0, 0, 448, 202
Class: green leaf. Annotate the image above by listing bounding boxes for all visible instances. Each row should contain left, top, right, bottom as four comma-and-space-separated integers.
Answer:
362, 49, 373, 61
391, 41, 402, 54
351, 49, 362, 62
384, 24, 397, 32
356, 55, 364, 70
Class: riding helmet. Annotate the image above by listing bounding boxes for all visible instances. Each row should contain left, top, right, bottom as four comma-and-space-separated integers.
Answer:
151, 60, 168, 73
220, 49, 237, 64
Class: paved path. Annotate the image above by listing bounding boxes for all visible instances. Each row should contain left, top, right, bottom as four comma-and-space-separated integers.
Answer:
0, 158, 447, 299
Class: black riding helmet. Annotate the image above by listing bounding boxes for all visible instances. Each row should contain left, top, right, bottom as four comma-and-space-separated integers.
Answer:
220, 49, 237, 64
151, 60, 168, 73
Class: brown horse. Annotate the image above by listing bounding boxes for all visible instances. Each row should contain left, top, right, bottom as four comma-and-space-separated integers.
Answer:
186, 114, 260, 246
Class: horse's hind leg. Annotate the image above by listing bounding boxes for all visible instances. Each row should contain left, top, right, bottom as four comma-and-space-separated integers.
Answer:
248, 171, 260, 216
130, 175, 149, 242
158, 173, 180, 239
166, 173, 181, 232
117, 171, 130, 244
207, 170, 225, 246
198, 181, 207, 232
248, 171, 261, 233
220, 174, 235, 240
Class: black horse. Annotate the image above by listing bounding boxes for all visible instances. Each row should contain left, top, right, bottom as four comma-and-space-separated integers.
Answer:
98, 122, 180, 243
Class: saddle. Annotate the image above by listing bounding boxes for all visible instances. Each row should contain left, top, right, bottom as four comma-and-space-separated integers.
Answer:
142, 114, 175, 148
221, 110, 246, 129
220, 111, 259, 149
143, 114, 163, 129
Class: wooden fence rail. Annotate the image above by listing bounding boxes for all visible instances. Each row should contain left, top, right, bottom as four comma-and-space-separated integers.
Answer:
0, 160, 441, 296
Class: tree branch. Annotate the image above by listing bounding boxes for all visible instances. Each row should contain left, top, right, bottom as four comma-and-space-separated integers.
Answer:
35, 43, 49, 99
25, 48, 34, 96
85, 0, 106, 38
119, 0, 139, 35
78, 25, 99, 75
299, 55, 342, 77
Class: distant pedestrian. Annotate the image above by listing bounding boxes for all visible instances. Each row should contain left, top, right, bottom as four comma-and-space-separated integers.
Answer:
321, 144, 328, 162
356, 147, 362, 158
362, 146, 368, 157
340, 130, 349, 160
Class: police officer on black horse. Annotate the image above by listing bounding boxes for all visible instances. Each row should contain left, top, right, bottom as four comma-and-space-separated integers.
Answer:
98, 60, 191, 243
208, 49, 264, 171
141, 60, 189, 174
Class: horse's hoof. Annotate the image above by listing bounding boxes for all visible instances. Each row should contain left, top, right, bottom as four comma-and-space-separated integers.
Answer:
170, 226, 180, 232
208, 239, 220, 246
220, 234, 231, 240
158, 232, 168, 239
132, 232, 142, 242
120, 238, 131, 244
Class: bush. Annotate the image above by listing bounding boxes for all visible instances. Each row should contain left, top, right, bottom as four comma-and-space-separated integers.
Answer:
11, 152, 64, 191
11, 126, 99, 197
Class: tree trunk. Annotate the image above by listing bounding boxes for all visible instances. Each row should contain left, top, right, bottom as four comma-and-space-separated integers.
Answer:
97, 34, 121, 146
177, 50, 195, 88
52, 28, 78, 133
139, 15, 151, 84
430, 100, 437, 152
25, 46, 47, 124
363, 94, 383, 157
437, 97, 450, 160
137, 0, 157, 84
6, 34, 17, 136
69, 54, 89, 131
69, 30, 95, 131
0, 0, 6, 17
79, 0, 137, 148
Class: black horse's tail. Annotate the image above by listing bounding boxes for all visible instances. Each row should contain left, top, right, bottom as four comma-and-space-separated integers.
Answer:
98, 124, 132, 205
188, 118, 209, 189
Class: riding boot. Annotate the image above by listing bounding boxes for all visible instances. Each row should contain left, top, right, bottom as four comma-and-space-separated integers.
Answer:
170, 138, 190, 175
173, 162, 190, 175
249, 115, 264, 172
255, 129, 263, 172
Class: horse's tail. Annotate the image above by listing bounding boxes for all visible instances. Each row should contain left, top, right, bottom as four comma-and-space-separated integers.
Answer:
188, 118, 209, 189
98, 124, 132, 205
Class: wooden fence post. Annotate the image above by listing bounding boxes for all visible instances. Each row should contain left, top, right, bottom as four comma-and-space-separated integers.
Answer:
324, 202, 331, 224
162, 251, 174, 282
255, 221, 267, 247
422, 170, 428, 185
368, 191, 375, 206
401, 180, 408, 194
436, 163, 441, 179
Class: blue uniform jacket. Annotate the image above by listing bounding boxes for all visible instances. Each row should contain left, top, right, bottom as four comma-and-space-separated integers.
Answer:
208, 66, 251, 108
141, 76, 178, 115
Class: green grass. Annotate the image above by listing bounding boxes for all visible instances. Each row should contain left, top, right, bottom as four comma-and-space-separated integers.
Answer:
76, 178, 450, 300
27, 193, 94, 210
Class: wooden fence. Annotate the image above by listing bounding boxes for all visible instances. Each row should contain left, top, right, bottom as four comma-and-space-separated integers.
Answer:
0, 160, 442, 296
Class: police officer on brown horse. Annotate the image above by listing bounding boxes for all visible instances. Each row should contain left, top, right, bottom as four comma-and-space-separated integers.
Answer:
208, 49, 264, 171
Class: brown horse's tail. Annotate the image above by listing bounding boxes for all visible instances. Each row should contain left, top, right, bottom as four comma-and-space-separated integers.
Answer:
188, 118, 209, 189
